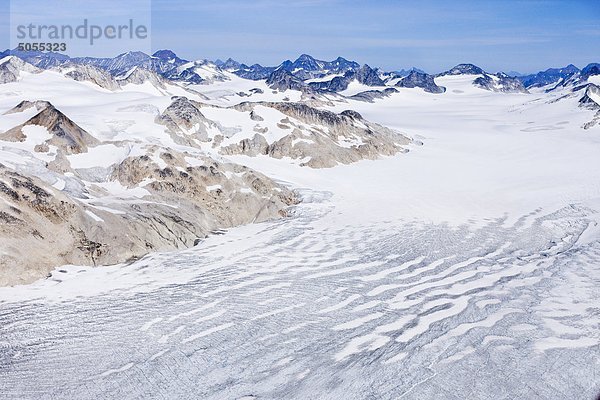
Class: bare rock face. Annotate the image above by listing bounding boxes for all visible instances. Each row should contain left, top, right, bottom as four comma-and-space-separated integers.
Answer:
395, 71, 446, 94
579, 83, 600, 108
0, 56, 40, 84
473, 73, 528, 93
266, 68, 307, 91
58, 63, 121, 91
118, 67, 167, 89
112, 150, 296, 224
223, 102, 412, 168
580, 84, 600, 129
221, 134, 269, 157
0, 148, 297, 286
0, 165, 93, 285
155, 96, 216, 144
349, 88, 399, 102
3, 100, 52, 115
0, 102, 99, 154
0, 100, 298, 285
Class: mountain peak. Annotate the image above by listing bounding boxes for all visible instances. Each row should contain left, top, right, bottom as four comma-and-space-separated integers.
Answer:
582, 63, 600, 74
564, 63, 579, 71
114, 51, 151, 62
152, 50, 178, 60
295, 54, 315, 61
443, 63, 485, 76
290, 54, 321, 71
0, 102, 99, 154
219, 58, 242, 70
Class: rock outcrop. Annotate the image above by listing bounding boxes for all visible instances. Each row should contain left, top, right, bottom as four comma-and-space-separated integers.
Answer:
0, 158, 296, 286
155, 96, 217, 144
3, 100, 52, 115
349, 88, 399, 102
1, 103, 100, 154
473, 73, 528, 93
396, 71, 446, 93
58, 63, 121, 90
440, 63, 485, 76
222, 102, 412, 168
117, 67, 167, 89
0, 56, 40, 84
267, 68, 307, 91
579, 83, 600, 108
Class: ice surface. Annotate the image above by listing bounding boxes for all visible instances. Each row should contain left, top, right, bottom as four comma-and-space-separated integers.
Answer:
0, 65, 599, 400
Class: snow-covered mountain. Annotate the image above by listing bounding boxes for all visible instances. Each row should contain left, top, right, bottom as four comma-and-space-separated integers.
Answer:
0, 56, 41, 83
17, 49, 599, 97
518, 64, 580, 88
0, 57, 415, 284
395, 70, 446, 93
437, 63, 527, 93
0, 52, 598, 281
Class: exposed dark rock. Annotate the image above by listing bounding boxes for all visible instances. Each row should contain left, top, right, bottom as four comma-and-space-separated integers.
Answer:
266, 68, 307, 91
440, 63, 485, 76
349, 88, 399, 102
473, 73, 528, 93
579, 83, 600, 108
396, 71, 445, 93
155, 96, 216, 143
518, 64, 580, 88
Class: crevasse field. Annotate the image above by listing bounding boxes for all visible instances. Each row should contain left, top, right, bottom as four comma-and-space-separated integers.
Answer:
1, 72, 599, 399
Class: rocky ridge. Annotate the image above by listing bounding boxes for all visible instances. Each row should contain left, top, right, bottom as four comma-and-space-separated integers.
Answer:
0, 99, 298, 285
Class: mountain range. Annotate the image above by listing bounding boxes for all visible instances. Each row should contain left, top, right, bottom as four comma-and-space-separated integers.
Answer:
2, 49, 598, 95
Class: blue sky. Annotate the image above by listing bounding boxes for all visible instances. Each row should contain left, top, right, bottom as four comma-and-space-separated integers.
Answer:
1, 0, 599, 73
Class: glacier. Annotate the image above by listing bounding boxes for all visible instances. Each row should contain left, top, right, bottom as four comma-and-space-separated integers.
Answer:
0, 55, 599, 399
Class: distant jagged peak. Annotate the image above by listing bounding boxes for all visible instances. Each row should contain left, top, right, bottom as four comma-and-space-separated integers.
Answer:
291, 54, 323, 71
233, 63, 276, 80
396, 70, 446, 94
0, 56, 41, 84
266, 68, 307, 91
390, 67, 426, 77
332, 56, 359, 65
581, 63, 600, 79
117, 66, 167, 89
171, 58, 229, 84
114, 50, 153, 60
218, 58, 243, 70
547, 62, 600, 90
54, 62, 121, 91
353, 64, 385, 86
440, 63, 486, 76
295, 53, 316, 61
473, 73, 528, 93
518, 64, 581, 89
277, 59, 294, 70
152, 49, 181, 61
557, 64, 580, 74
